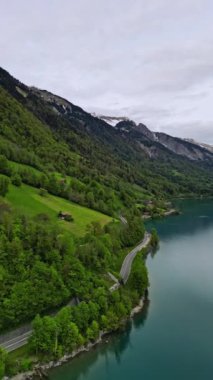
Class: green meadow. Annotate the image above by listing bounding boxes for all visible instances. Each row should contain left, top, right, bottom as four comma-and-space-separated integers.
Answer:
6, 183, 112, 236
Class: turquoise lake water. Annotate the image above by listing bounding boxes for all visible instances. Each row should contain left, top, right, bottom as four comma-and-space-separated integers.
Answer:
50, 200, 213, 380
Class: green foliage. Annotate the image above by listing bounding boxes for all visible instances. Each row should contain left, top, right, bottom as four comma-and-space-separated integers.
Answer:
31, 315, 58, 355
5, 182, 111, 236
1, 81, 213, 221
18, 358, 32, 372
28, 218, 145, 357
0, 213, 80, 330
0, 155, 10, 176
86, 321, 99, 341
30, 286, 137, 358
38, 188, 48, 197
0, 176, 10, 197
128, 254, 149, 297
11, 173, 22, 187
120, 215, 145, 247
151, 228, 159, 248
0, 204, 146, 332
0, 347, 7, 378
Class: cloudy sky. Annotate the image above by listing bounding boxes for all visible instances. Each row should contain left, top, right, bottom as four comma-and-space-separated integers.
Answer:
1, 0, 213, 143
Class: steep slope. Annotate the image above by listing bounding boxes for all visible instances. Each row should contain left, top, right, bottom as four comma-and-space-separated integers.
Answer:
184, 138, 213, 153
155, 132, 213, 161
1, 66, 213, 210
113, 118, 213, 162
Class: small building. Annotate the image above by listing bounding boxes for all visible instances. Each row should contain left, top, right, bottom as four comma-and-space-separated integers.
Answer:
58, 211, 73, 222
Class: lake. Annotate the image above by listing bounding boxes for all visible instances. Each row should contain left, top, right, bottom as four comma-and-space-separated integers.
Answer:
50, 200, 213, 380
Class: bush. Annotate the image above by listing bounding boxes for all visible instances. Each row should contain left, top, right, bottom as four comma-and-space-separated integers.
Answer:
0, 176, 10, 197
0, 347, 7, 378
11, 173, 22, 187
0, 155, 10, 176
19, 358, 32, 371
39, 188, 48, 197
151, 228, 159, 247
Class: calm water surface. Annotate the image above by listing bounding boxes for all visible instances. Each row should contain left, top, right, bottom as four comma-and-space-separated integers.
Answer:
50, 200, 213, 380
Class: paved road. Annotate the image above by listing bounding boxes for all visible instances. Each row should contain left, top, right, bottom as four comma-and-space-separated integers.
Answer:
1, 330, 32, 352
119, 215, 128, 225
120, 232, 151, 284
0, 297, 78, 352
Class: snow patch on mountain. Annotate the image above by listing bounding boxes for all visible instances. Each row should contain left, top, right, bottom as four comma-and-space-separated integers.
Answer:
92, 114, 130, 127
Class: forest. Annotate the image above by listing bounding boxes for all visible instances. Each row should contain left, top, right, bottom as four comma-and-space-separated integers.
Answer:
0, 194, 150, 375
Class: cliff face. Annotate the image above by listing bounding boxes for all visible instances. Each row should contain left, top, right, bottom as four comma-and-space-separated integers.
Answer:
110, 117, 213, 162
155, 133, 213, 161
111, 117, 213, 162
184, 138, 213, 153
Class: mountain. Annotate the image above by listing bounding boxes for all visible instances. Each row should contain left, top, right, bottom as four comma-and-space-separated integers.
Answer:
1, 66, 212, 163
1, 65, 213, 214
92, 114, 130, 126
97, 113, 213, 162
155, 133, 213, 161
184, 138, 213, 153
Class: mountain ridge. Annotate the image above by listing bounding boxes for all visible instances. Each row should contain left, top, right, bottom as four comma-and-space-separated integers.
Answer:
1, 66, 213, 213
97, 116, 213, 162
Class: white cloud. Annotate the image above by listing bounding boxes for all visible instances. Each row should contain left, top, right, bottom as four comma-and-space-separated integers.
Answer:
0, 0, 213, 143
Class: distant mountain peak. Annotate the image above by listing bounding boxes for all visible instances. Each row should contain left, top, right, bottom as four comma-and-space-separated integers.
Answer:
92, 114, 131, 127
184, 138, 213, 153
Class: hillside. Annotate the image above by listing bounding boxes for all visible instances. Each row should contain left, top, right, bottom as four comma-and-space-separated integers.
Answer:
5, 181, 111, 236
1, 66, 213, 216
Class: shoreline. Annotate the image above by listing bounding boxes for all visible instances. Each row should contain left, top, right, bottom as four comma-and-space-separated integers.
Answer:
9, 297, 146, 380
142, 207, 180, 220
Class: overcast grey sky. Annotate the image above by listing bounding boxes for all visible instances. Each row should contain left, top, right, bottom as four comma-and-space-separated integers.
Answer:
1, 0, 213, 143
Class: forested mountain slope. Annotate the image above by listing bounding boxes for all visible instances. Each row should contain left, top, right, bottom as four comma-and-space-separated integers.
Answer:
1, 66, 213, 216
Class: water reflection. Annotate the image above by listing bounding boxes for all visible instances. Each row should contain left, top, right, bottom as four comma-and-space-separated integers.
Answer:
132, 300, 150, 330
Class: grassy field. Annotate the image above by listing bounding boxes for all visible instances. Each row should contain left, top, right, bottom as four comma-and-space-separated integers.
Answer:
6, 183, 112, 236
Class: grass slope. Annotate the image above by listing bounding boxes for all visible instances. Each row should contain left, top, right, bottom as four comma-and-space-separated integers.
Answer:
6, 183, 111, 236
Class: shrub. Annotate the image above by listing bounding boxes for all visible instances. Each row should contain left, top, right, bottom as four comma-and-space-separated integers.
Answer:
11, 173, 22, 187
0, 176, 10, 197
39, 188, 48, 197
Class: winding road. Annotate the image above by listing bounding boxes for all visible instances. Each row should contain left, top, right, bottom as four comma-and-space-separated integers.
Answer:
120, 232, 151, 283
0, 298, 78, 352
0, 324, 32, 352
110, 232, 151, 291
1, 331, 32, 352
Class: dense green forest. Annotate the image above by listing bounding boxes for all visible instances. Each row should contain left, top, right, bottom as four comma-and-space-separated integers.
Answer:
0, 67, 213, 376
0, 198, 149, 375
0, 202, 146, 332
